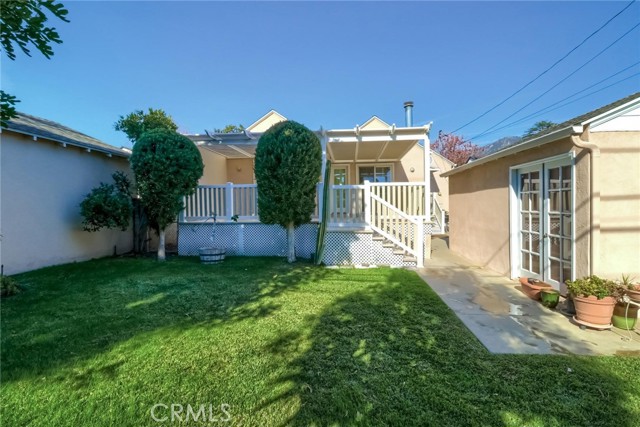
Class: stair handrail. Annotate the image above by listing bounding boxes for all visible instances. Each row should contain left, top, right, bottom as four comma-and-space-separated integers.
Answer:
369, 192, 424, 266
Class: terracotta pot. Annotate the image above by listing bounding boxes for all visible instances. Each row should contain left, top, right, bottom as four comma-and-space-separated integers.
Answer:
625, 285, 640, 303
573, 295, 616, 326
612, 302, 639, 330
519, 277, 552, 300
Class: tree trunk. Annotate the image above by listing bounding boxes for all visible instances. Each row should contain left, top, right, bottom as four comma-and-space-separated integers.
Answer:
287, 222, 296, 263
157, 228, 166, 261
132, 198, 148, 254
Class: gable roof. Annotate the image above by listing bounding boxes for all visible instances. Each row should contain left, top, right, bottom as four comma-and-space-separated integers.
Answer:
360, 116, 391, 130
431, 149, 456, 166
519, 91, 640, 143
3, 112, 129, 158
442, 92, 640, 177
246, 110, 288, 132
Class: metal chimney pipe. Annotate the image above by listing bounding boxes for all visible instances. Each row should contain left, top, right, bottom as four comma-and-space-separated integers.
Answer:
404, 101, 414, 127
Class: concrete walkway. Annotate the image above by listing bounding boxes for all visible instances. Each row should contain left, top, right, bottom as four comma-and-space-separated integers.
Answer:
417, 238, 640, 355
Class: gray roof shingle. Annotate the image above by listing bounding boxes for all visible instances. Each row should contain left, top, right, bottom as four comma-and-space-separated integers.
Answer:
3, 112, 129, 157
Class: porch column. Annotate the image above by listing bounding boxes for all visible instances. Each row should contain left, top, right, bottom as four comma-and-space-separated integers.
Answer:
423, 134, 432, 261
225, 182, 234, 220
319, 131, 328, 222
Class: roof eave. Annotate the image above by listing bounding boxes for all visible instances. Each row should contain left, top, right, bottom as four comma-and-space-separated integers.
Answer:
4, 127, 130, 158
441, 125, 580, 177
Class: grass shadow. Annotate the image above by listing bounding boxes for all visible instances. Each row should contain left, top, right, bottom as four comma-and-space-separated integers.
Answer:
261, 269, 640, 426
1, 256, 327, 384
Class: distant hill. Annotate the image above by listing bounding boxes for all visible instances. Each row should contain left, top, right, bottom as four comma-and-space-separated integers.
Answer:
480, 136, 522, 156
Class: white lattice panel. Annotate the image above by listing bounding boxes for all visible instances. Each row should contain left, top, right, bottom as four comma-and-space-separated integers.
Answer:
322, 231, 374, 266
179, 221, 432, 266
242, 224, 287, 256
179, 223, 318, 259
295, 224, 318, 259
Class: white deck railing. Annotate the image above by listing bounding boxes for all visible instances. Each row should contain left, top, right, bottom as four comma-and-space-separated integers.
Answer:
182, 182, 321, 221
182, 181, 435, 267
431, 195, 446, 233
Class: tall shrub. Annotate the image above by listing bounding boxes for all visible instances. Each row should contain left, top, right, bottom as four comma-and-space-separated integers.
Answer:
130, 129, 203, 261
80, 171, 132, 232
255, 121, 322, 262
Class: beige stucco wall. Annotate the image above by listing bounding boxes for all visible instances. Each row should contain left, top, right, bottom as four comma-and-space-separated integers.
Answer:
432, 152, 454, 212
198, 147, 227, 185
227, 158, 254, 184
448, 137, 590, 278
592, 131, 640, 279
0, 132, 133, 275
395, 144, 425, 183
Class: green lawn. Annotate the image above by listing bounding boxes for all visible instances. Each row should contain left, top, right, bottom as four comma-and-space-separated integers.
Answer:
1, 257, 638, 426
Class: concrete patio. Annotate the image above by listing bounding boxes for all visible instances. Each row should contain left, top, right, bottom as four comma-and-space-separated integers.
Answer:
418, 238, 640, 355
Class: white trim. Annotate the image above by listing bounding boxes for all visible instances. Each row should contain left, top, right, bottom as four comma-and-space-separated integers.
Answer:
509, 168, 520, 279
356, 163, 394, 184
246, 109, 287, 132
359, 115, 391, 129
510, 152, 574, 171
228, 145, 253, 158
327, 134, 424, 143
582, 96, 640, 127
508, 152, 576, 286
330, 165, 349, 185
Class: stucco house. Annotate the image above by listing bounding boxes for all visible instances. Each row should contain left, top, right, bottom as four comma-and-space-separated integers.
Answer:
1, 113, 133, 274
442, 92, 640, 292
179, 102, 444, 267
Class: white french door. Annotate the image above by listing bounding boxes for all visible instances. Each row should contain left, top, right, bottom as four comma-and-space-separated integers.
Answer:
515, 158, 574, 289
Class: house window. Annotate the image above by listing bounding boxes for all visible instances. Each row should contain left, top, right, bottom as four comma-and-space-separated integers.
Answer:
358, 166, 392, 184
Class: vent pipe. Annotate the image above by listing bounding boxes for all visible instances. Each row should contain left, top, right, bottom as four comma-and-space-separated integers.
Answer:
404, 101, 414, 127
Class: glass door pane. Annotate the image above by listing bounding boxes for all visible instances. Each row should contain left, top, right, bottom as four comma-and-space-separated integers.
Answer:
544, 165, 572, 288
518, 168, 542, 279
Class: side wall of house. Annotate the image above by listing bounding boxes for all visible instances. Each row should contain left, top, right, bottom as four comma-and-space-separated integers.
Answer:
432, 153, 453, 212
448, 137, 590, 278
226, 158, 254, 184
198, 147, 227, 185
591, 130, 640, 279
0, 132, 133, 275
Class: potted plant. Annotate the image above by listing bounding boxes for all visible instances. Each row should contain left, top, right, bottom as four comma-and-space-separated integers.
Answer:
612, 275, 639, 330
565, 276, 624, 328
621, 274, 640, 303
519, 277, 552, 300
540, 288, 560, 309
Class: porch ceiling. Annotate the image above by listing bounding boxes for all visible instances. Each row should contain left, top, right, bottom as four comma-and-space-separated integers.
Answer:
199, 143, 257, 159
328, 139, 418, 162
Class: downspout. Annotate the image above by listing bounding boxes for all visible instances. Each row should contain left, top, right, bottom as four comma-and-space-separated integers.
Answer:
570, 127, 600, 276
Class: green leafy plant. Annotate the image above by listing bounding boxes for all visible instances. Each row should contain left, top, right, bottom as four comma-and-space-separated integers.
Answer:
620, 274, 639, 290
130, 128, 203, 261
114, 108, 178, 143
1, 276, 21, 298
80, 172, 133, 232
254, 121, 322, 263
565, 275, 625, 300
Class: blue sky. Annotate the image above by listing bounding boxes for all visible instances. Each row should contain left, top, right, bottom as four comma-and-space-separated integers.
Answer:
3, 1, 639, 148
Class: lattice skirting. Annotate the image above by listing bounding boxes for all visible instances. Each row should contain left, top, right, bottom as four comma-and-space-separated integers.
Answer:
179, 222, 434, 267
322, 225, 432, 267
178, 223, 317, 258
